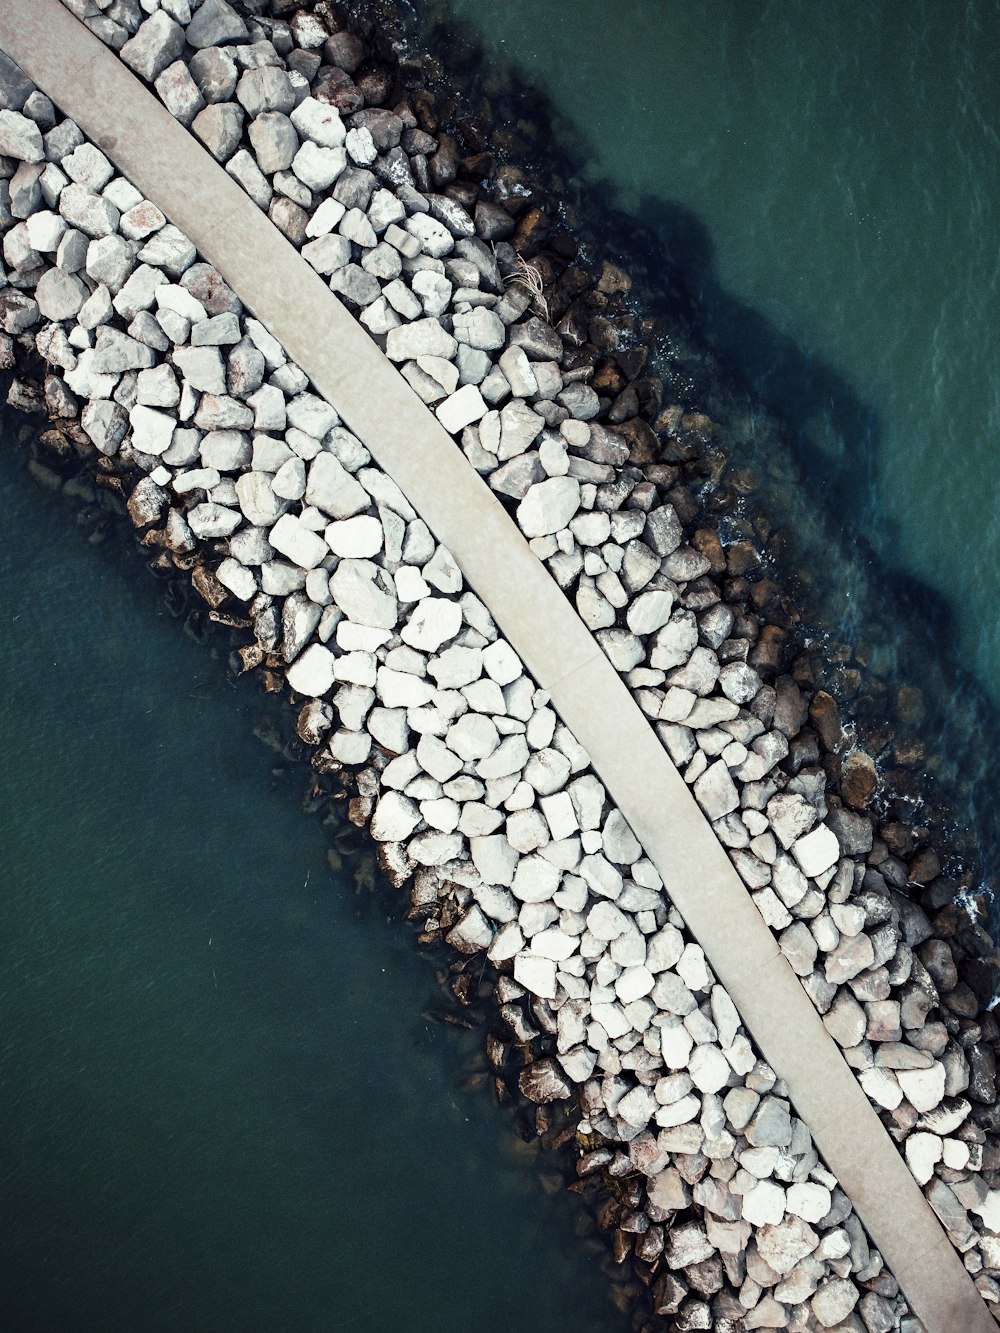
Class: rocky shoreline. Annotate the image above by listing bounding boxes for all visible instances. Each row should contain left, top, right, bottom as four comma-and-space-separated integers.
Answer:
2, 2, 1000, 1329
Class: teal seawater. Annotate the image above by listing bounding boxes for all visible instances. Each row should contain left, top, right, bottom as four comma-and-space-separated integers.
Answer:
438, 0, 1000, 874
0, 422, 626, 1333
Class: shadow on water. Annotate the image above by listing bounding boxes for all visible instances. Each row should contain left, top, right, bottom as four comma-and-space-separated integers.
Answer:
384, 0, 1000, 908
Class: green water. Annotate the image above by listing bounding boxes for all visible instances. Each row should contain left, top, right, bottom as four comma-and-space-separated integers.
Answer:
0, 426, 625, 1333
435, 0, 1000, 868
443, 0, 1000, 689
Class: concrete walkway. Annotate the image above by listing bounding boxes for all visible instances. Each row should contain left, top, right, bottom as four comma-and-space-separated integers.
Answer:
1, 4, 993, 1328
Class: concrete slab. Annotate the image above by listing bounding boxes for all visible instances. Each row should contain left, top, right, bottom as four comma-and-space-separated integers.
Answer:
1, 5, 996, 1329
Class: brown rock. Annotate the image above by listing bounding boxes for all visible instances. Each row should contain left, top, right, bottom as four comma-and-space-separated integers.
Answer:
611, 416, 660, 464
840, 748, 877, 809
518, 1058, 572, 1104
809, 690, 844, 753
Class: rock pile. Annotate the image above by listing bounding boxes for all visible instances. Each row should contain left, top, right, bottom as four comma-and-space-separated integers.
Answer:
1, 2, 998, 1327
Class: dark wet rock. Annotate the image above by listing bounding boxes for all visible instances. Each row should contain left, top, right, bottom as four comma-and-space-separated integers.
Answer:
840, 748, 878, 809
518, 1057, 571, 1104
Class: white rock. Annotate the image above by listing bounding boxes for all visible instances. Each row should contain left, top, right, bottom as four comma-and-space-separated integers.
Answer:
742, 1180, 786, 1226
514, 953, 557, 999
516, 477, 580, 538
401, 597, 462, 653
129, 404, 175, 456
330, 560, 398, 628
540, 791, 578, 842
661, 1022, 694, 1068
446, 712, 499, 760
616, 966, 655, 1004
268, 513, 328, 569
376, 667, 435, 709
531, 928, 577, 961
579, 853, 622, 900
481, 639, 522, 686
785, 1181, 832, 1223
470, 834, 519, 887
290, 97, 346, 148
897, 1063, 946, 1114
324, 515, 383, 558
626, 590, 674, 636
386, 318, 458, 362
416, 735, 463, 783
293, 140, 345, 191
791, 824, 840, 878
511, 855, 561, 904
286, 643, 335, 697
689, 1044, 731, 1094
436, 383, 488, 433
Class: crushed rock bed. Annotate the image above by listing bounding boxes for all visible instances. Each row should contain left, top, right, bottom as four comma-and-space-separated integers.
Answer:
2, 1, 1000, 1328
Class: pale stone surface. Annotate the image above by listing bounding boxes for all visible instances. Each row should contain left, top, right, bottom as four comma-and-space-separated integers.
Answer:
811, 1278, 859, 1328
516, 477, 580, 538
905, 1131, 943, 1185
286, 643, 335, 697
791, 823, 840, 877
268, 513, 328, 570
324, 515, 383, 557
897, 1063, 947, 1114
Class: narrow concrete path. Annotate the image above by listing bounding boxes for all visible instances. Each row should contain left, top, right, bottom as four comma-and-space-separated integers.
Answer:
1, 5, 993, 1328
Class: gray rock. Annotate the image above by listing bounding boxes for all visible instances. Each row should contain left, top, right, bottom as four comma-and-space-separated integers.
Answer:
138, 224, 196, 277
385, 318, 457, 362
34, 268, 88, 321
452, 306, 505, 351
693, 760, 739, 821
249, 112, 299, 174
120, 12, 186, 83
154, 61, 206, 127
0, 51, 34, 113
91, 328, 156, 374
329, 263, 381, 307
644, 505, 682, 556
174, 345, 226, 395
81, 399, 129, 455
192, 103, 245, 162
186, 0, 249, 49
43, 118, 84, 164
226, 149, 273, 208
236, 67, 296, 117
304, 453, 369, 518
201, 429, 250, 472
59, 183, 119, 238
746, 1095, 792, 1148
811, 1279, 859, 1328
189, 48, 238, 104
192, 313, 241, 347
85, 234, 136, 291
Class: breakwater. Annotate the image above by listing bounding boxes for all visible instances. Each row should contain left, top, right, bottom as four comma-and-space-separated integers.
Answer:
2, 2, 999, 1329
